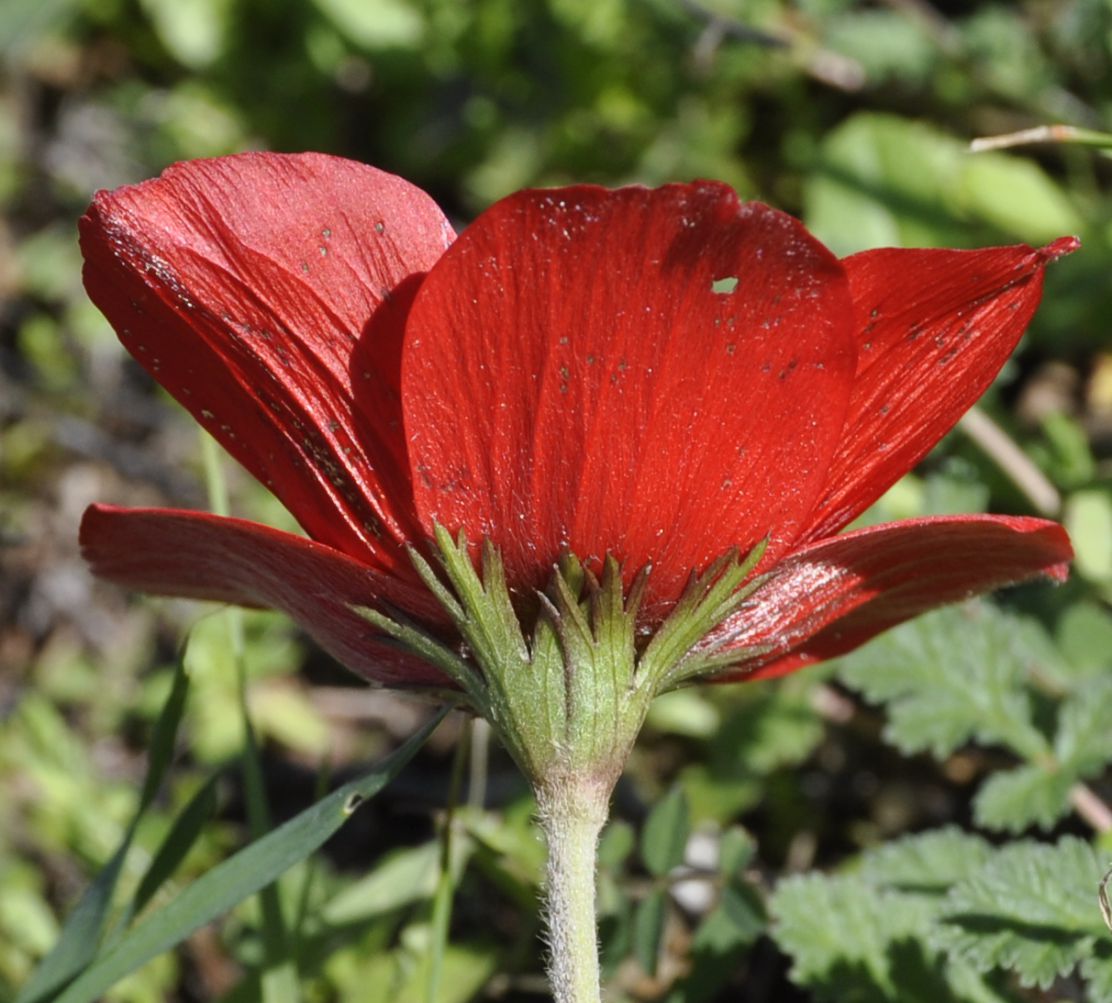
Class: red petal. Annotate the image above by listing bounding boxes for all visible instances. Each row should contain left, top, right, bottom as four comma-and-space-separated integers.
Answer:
80, 153, 455, 571
80, 504, 452, 687
802, 239, 1077, 541
402, 184, 856, 607
705, 515, 1072, 681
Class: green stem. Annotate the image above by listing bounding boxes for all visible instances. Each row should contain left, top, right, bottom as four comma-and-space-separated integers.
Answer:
535, 779, 611, 1003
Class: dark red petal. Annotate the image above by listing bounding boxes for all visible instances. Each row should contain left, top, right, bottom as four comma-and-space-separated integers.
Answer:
80, 504, 452, 687
705, 515, 1071, 681
803, 238, 1078, 541
402, 184, 856, 608
79, 152, 455, 571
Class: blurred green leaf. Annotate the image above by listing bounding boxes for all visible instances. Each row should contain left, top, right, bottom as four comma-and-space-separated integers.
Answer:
824, 10, 937, 86
1083, 951, 1112, 1003
0, 870, 60, 963
1038, 412, 1096, 488
665, 883, 765, 1003
326, 935, 499, 1003
598, 819, 636, 870
646, 689, 720, 739
958, 154, 1083, 242
322, 842, 441, 926
309, 0, 424, 48
136, 0, 230, 68
1064, 489, 1112, 583
633, 887, 668, 978
1055, 675, 1112, 775
1055, 602, 1112, 678
805, 113, 1081, 254
836, 603, 1050, 761
718, 826, 757, 876
641, 787, 690, 878
0, 0, 83, 60
680, 684, 824, 824
973, 764, 1074, 833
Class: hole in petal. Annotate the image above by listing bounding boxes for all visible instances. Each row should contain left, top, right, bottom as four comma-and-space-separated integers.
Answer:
343, 793, 365, 815
711, 276, 739, 294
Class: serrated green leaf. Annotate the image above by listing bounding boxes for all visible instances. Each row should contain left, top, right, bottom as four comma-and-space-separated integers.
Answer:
936, 837, 1106, 989
973, 765, 1075, 833
772, 868, 1016, 1003
641, 787, 689, 878
836, 603, 1050, 761
1055, 676, 1112, 777
633, 888, 668, 977
771, 872, 930, 1001
861, 827, 993, 896
1082, 947, 1112, 1003
46, 710, 446, 1003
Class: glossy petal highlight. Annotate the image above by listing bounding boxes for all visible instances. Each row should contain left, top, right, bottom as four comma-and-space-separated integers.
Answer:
403, 184, 857, 606
705, 515, 1072, 680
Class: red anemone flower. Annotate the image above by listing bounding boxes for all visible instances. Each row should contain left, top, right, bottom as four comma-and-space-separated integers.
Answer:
79, 152, 1073, 690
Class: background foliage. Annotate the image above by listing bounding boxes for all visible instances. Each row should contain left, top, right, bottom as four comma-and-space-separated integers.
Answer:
2, 0, 1112, 1000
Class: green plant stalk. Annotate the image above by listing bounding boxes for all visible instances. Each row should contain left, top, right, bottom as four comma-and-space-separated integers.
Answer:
425, 719, 470, 1003
536, 779, 610, 1003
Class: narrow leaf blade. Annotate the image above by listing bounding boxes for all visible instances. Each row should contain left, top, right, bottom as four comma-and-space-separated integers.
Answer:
16, 658, 192, 1003
49, 709, 447, 1003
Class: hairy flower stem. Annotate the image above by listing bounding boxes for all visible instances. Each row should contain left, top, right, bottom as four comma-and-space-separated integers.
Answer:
357, 530, 772, 1002
536, 779, 611, 1003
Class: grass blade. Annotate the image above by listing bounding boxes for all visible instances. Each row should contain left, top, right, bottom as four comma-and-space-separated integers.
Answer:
48, 707, 447, 1003
15, 658, 191, 1003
